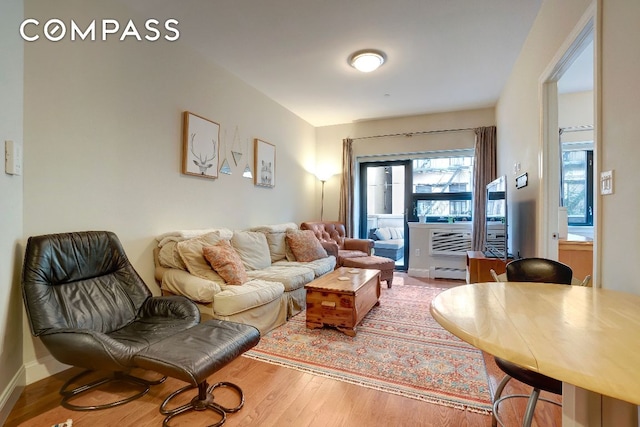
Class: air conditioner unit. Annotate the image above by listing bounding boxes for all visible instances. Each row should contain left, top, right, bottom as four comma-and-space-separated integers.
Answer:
427, 229, 472, 279
429, 230, 472, 256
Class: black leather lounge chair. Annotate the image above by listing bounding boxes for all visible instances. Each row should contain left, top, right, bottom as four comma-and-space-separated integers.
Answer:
22, 231, 260, 426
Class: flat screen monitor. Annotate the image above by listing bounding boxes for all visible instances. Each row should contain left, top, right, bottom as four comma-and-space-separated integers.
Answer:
484, 175, 508, 261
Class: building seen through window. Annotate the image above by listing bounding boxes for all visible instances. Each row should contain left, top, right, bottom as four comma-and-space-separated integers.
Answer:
412, 155, 473, 222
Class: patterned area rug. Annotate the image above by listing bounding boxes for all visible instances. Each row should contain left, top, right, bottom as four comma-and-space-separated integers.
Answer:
243, 280, 492, 414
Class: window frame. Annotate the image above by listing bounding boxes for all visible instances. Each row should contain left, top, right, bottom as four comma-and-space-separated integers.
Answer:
561, 145, 594, 227
409, 152, 474, 223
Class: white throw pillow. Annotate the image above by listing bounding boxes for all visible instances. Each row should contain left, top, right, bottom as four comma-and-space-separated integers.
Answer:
375, 227, 392, 241
231, 230, 272, 270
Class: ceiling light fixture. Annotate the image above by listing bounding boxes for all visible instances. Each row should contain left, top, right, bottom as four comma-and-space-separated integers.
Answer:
349, 49, 386, 73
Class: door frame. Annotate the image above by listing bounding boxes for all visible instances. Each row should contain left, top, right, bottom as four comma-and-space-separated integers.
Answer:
358, 159, 412, 271
539, 3, 598, 284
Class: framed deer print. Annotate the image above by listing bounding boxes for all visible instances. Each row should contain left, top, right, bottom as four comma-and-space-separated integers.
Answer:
254, 138, 276, 188
182, 111, 220, 179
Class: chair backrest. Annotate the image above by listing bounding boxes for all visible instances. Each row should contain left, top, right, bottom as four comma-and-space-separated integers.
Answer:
505, 257, 573, 285
22, 231, 151, 337
490, 269, 506, 282
300, 221, 347, 249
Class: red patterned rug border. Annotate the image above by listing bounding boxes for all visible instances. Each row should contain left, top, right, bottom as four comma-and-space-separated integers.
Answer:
243, 283, 492, 415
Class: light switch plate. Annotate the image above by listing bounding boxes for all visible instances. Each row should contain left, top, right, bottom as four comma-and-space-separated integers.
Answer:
5, 140, 23, 176
600, 170, 613, 195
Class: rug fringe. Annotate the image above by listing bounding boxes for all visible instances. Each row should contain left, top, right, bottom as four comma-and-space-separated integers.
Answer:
242, 352, 492, 415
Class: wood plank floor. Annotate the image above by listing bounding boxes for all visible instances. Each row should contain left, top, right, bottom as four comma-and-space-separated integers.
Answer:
5, 274, 562, 427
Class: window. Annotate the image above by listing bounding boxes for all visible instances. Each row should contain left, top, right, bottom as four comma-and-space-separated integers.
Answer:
412, 154, 473, 222
561, 142, 593, 226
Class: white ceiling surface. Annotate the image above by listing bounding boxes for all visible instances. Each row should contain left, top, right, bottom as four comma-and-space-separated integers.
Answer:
128, 0, 545, 127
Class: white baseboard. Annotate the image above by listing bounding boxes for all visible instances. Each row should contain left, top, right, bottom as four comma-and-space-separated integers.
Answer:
430, 266, 467, 280
0, 356, 70, 424
25, 355, 70, 385
0, 365, 25, 425
408, 267, 466, 280
407, 268, 430, 278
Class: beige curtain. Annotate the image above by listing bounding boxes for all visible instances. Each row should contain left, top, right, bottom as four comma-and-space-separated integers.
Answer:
472, 126, 497, 251
338, 138, 354, 236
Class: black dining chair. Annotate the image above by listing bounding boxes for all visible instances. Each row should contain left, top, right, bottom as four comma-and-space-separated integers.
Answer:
492, 257, 572, 427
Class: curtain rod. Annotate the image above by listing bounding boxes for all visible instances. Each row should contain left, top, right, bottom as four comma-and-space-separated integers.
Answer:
351, 127, 475, 141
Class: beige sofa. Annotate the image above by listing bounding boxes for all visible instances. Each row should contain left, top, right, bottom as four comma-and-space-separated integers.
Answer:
153, 223, 336, 334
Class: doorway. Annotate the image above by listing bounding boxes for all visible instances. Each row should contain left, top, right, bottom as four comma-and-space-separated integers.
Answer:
540, 10, 596, 281
358, 160, 411, 271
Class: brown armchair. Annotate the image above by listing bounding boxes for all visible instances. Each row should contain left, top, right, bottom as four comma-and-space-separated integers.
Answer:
300, 221, 373, 267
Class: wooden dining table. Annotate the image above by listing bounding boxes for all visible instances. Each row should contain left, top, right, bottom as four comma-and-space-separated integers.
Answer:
430, 281, 640, 426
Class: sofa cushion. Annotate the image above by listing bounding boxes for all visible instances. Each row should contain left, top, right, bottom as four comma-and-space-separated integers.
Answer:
213, 279, 284, 316
375, 227, 404, 241
375, 227, 392, 241
157, 241, 187, 270
374, 240, 404, 250
338, 249, 369, 260
274, 255, 336, 277
162, 268, 222, 303
203, 241, 248, 286
157, 228, 234, 247
286, 229, 328, 262
250, 223, 298, 263
231, 231, 272, 271
247, 265, 314, 292
177, 232, 230, 281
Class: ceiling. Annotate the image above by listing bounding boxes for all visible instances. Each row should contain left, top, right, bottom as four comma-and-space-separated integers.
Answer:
128, 0, 547, 127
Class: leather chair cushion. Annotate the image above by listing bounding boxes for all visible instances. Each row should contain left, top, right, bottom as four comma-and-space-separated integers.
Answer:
22, 232, 152, 335
506, 258, 573, 284
494, 357, 562, 395
135, 319, 260, 386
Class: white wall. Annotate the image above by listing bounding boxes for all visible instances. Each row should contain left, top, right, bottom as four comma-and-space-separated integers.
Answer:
316, 108, 496, 224
21, 1, 317, 381
0, 0, 25, 423
599, 0, 640, 293
495, 0, 593, 259
559, 91, 594, 129
497, 0, 640, 295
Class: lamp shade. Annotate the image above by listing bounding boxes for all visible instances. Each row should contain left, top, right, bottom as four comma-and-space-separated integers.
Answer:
315, 171, 334, 182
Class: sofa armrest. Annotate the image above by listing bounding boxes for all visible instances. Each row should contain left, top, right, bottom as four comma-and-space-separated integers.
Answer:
320, 241, 339, 260
343, 238, 374, 256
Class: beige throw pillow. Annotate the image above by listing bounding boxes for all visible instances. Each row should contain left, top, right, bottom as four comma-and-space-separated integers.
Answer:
231, 231, 272, 270
157, 241, 187, 270
285, 229, 328, 262
176, 232, 227, 282
203, 241, 248, 286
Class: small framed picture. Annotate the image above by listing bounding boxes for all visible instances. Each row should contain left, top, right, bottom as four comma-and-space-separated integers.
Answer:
254, 138, 276, 188
182, 111, 220, 179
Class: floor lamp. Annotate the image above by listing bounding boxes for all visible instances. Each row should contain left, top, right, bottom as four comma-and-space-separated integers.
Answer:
316, 172, 333, 221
